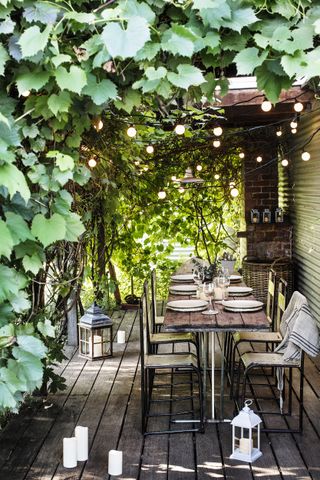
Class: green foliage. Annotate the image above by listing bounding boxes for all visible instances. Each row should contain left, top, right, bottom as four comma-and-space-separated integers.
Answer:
1, 0, 320, 416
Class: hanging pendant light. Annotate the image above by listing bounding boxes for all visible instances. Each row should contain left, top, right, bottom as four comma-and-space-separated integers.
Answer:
178, 167, 204, 184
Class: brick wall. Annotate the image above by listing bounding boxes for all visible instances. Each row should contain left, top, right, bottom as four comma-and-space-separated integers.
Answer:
246, 223, 293, 260
242, 142, 293, 260
244, 153, 278, 224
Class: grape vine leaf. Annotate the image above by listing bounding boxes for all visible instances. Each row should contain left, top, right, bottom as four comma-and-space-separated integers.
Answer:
18, 25, 52, 58
22, 253, 43, 275
0, 42, 9, 75
0, 163, 31, 203
48, 91, 71, 116
0, 219, 14, 259
17, 335, 47, 359
234, 47, 268, 75
102, 17, 150, 59
55, 66, 87, 95
83, 74, 118, 105
31, 213, 66, 248
167, 65, 206, 89
5, 212, 34, 245
64, 212, 85, 242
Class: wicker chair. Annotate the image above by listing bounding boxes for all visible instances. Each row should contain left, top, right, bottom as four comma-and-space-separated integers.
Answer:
139, 291, 204, 435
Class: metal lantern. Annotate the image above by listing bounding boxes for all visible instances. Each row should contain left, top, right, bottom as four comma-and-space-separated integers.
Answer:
262, 208, 271, 224
275, 207, 284, 223
230, 400, 262, 463
250, 209, 260, 224
78, 303, 113, 360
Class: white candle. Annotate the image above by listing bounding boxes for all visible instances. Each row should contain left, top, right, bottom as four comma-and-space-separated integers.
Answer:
90, 335, 102, 357
63, 437, 77, 468
75, 426, 88, 461
214, 287, 223, 300
239, 437, 253, 454
108, 449, 123, 476
117, 330, 126, 344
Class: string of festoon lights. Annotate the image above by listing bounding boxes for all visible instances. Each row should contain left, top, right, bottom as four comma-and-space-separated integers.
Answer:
87, 93, 318, 201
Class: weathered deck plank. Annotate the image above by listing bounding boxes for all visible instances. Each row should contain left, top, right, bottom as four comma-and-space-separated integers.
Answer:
0, 302, 320, 480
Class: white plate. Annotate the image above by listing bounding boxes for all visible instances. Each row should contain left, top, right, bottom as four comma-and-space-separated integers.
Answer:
228, 286, 253, 295
167, 305, 208, 313
230, 275, 242, 283
223, 306, 263, 313
171, 274, 194, 282
167, 299, 208, 311
222, 300, 263, 311
169, 284, 197, 295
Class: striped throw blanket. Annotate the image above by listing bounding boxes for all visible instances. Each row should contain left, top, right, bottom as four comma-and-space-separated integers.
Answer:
275, 291, 319, 410
275, 291, 320, 361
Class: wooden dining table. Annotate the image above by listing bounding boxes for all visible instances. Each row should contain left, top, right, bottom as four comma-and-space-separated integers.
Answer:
163, 283, 270, 423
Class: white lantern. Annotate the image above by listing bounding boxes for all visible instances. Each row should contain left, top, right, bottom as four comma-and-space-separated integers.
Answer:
78, 303, 113, 360
230, 400, 262, 463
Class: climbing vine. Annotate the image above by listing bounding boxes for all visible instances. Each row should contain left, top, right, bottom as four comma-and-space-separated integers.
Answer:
0, 0, 320, 412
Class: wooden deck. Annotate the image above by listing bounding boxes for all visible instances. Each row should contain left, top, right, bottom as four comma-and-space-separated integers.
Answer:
1, 306, 320, 480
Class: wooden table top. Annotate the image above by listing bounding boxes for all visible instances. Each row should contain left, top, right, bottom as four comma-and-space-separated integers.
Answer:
163, 284, 269, 333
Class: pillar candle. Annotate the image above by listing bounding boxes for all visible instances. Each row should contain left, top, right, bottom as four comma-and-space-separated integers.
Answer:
108, 449, 123, 476
91, 335, 102, 356
213, 287, 223, 300
239, 437, 253, 454
117, 330, 126, 344
63, 437, 77, 468
75, 426, 88, 461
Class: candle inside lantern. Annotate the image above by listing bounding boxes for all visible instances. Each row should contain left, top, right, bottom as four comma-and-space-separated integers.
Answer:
117, 330, 126, 344
75, 426, 88, 461
92, 335, 102, 356
239, 437, 253, 454
108, 449, 123, 476
63, 437, 77, 468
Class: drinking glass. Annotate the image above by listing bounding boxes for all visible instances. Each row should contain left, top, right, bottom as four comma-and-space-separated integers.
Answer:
202, 281, 219, 315
218, 272, 230, 300
193, 268, 204, 286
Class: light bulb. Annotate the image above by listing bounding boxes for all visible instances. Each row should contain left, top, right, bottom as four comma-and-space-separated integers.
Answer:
214, 173, 220, 180
261, 99, 272, 112
158, 190, 166, 199
127, 126, 137, 138
239, 152, 245, 159
93, 117, 103, 131
230, 187, 239, 197
290, 120, 298, 129
294, 101, 304, 113
171, 175, 177, 181
196, 164, 202, 171
276, 129, 282, 137
21, 90, 30, 97
256, 156, 262, 163
146, 145, 154, 154
291, 128, 297, 134
301, 150, 310, 161
88, 158, 97, 168
178, 186, 185, 193
281, 159, 289, 167
174, 124, 185, 135
213, 126, 223, 136
213, 140, 221, 148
